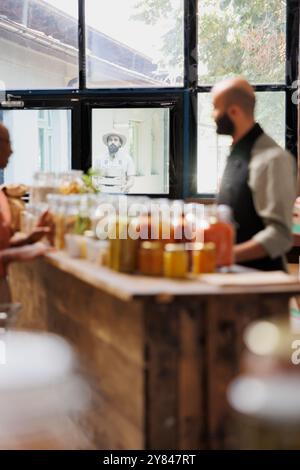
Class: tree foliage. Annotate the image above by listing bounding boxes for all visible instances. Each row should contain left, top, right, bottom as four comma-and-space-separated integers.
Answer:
132, 0, 286, 84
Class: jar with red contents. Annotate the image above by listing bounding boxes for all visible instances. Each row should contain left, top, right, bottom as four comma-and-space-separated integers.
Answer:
203, 205, 235, 267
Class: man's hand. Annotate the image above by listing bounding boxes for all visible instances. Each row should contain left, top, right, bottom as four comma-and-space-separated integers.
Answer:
234, 239, 268, 263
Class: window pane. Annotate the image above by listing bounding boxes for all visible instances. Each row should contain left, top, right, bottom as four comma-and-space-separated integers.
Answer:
0, 0, 78, 89
198, 0, 286, 85
85, 0, 184, 88
197, 92, 285, 194
1, 109, 71, 185
92, 108, 170, 194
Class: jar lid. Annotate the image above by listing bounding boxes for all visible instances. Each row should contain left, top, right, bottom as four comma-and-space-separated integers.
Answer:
84, 230, 95, 239
165, 243, 186, 252
141, 241, 163, 250
203, 242, 216, 251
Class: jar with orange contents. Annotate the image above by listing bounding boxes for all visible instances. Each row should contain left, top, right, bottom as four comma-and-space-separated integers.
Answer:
203, 205, 235, 267
192, 242, 216, 274
138, 241, 164, 276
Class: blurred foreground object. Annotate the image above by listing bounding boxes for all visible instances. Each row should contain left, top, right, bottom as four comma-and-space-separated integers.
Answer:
227, 319, 300, 449
0, 303, 21, 329
1, 184, 28, 233
0, 331, 90, 449
228, 374, 300, 449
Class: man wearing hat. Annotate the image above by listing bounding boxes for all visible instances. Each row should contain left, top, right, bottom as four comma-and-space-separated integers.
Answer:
95, 131, 135, 193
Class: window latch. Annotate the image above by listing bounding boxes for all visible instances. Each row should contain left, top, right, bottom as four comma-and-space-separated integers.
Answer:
1, 94, 24, 108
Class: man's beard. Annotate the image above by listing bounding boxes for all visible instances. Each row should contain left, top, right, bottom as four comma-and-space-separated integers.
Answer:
216, 113, 235, 136
108, 144, 120, 154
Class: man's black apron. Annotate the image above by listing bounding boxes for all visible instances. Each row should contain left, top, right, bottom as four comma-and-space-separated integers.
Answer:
217, 123, 284, 271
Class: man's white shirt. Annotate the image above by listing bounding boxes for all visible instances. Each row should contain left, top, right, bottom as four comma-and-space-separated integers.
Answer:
94, 150, 135, 192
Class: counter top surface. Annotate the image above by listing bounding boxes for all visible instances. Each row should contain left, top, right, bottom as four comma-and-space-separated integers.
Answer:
44, 252, 300, 302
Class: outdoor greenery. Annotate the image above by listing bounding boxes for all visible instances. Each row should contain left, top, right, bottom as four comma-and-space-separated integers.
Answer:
132, 0, 286, 84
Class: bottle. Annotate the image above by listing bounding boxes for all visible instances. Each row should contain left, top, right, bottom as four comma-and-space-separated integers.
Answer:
108, 198, 139, 273
203, 204, 235, 267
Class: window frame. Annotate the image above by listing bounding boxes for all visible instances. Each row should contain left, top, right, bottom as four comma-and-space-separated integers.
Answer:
0, 0, 298, 199
194, 0, 299, 198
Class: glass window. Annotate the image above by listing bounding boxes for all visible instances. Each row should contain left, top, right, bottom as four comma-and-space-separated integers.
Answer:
85, 0, 184, 88
198, 0, 286, 85
92, 108, 170, 194
1, 109, 71, 185
0, 0, 79, 89
197, 92, 286, 194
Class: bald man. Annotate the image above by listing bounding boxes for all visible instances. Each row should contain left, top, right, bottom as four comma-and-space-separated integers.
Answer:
0, 123, 50, 299
212, 77, 297, 271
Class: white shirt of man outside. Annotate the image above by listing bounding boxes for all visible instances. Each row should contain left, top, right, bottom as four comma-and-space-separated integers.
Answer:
95, 150, 135, 193
94, 132, 135, 193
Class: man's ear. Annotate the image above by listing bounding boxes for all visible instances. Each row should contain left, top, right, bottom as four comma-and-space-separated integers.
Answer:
228, 105, 239, 119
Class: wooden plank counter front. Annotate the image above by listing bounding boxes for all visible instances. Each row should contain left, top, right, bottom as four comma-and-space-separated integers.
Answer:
8, 252, 300, 450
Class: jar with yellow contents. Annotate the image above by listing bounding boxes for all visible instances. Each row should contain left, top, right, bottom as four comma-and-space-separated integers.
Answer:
192, 242, 216, 274
108, 216, 139, 274
163, 243, 188, 279
138, 241, 164, 276
48, 195, 66, 250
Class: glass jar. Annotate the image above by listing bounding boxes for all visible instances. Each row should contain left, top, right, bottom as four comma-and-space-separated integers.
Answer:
64, 234, 85, 259
108, 216, 139, 273
138, 241, 164, 276
30, 172, 57, 204
163, 243, 188, 279
64, 196, 80, 236
85, 236, 109, 266
58, 171, 84, 195
48, 195, 67, 250
72, 195, 93, 236
20, 203, 48, 235
151, 198, 173, 243
203, 205, 235, 267
90, 194, 112, 238
192, 242, 216, 274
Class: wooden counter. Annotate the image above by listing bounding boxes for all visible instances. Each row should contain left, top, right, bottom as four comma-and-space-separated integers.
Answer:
8, 253, 300, 450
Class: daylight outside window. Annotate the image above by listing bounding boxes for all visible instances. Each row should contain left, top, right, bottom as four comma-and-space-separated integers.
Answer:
1, 109, 71, 186
85, 0, 184, 88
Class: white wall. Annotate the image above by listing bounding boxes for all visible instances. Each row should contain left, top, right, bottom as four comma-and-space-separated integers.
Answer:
0, 37, 77, 89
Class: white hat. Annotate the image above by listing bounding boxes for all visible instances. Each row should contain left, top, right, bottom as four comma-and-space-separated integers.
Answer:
102, 131, 127, 147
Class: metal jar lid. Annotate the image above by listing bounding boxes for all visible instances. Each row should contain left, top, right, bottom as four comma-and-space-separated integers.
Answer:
164, 243, 186, 252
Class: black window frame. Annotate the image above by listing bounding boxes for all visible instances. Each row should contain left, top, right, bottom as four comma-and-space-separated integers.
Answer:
0, 0, 298, 200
